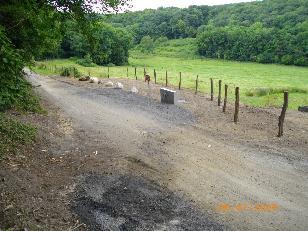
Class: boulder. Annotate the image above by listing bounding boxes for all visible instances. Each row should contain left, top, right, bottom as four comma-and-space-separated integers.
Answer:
105, 81, 114, 87
89, 77, 99, 83
114, 82, 124, 89
131, 86, 138, 93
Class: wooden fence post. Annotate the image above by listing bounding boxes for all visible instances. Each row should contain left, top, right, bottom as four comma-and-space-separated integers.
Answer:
210, 78, 214, 101
144, 67, 146, 76
278, 91, 289, 137
234, 87, 240, 123
154, 69, 157, 84
127, 67, 128, 78
223, 84, 228, 112
179, 72, 182, 90
195, 75, 199, 94
218, 80, 222, 106
165, 70, 168, 87
107, 67, 109, 78
135, 67, 137, 80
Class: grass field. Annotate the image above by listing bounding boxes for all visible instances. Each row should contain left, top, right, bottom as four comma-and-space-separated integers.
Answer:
33, 39, 308, 110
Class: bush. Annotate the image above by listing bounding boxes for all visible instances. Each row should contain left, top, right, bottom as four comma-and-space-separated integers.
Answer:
246, 87, 307, 97
106, 63, 115, 67
0, 27, 42, 112
138, 36, 155, 53
60, 67, 82, 78
294, 57, 308, 66
281, 55, 294, 65
76, 54, 96, 67
154, 36, 168, 47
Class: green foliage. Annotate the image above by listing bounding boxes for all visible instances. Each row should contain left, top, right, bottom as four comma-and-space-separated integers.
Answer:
59, 20, 131, 66
138, 36, 155, 53
76, 54, 96, 67
106, 0, 308, 66
0, 113, 37, 158
60, 66, 82, 78
246, 87, 307, 97
0, 27, 42, 112
154, 36, 169, 46
196, 23, 307, 66
91, 22, 131, 65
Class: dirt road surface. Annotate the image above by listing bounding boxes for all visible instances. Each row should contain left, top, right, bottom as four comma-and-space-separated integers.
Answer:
1, 72, 307, 231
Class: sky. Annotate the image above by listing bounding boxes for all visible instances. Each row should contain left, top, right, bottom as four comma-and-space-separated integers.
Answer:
129, 0, 256, 11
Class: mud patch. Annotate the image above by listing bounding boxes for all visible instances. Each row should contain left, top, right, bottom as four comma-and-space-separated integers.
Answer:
72, 174, 225, 231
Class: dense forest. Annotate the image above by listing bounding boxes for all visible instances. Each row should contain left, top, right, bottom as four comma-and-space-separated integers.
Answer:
106, 0, 308, 66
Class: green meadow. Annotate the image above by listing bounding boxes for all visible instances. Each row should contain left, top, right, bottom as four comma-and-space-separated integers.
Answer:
34, 39, 308, 110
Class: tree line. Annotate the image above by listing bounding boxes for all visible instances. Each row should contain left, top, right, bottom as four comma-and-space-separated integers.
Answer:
106, 0, 308, 66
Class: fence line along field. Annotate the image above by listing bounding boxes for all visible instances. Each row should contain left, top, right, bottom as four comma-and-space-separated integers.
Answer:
34, 52, 308, 110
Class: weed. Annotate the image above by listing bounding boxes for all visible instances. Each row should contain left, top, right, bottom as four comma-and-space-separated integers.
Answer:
0, 113, 37, 158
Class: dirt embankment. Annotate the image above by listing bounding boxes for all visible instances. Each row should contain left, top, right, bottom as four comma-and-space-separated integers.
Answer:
1, 73, 307, 231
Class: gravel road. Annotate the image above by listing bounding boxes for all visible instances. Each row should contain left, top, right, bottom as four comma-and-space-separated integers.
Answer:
25, 71, 308, 231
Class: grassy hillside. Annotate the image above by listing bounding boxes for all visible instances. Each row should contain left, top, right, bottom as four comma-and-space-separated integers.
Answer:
34, 39, 308, 110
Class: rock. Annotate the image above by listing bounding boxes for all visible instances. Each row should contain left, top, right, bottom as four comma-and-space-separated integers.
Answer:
114, 82, 124, 89
89, 77, 99, 83
105, 81, 114, 87
98, 79, 103, 84
79, 76, 90, 81
298, 106, 308, 112
131, 86, 138, 93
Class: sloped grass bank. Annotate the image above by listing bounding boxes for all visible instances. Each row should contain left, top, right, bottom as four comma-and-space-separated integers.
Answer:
0, 113, 37, 158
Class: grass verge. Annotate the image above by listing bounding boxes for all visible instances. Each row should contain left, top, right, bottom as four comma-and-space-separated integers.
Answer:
0, 113, 37, 159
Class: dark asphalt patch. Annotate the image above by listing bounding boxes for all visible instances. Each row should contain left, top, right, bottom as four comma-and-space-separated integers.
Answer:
72, 174, 225, 231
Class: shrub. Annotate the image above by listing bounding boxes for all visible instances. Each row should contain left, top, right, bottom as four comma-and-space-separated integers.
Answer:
60, 67, 82, 78
0, 27, 42, 112
76, 54, 96, 67
154, 36, 168, 47
106, 63, 115, 67
246, 87, 307, 97
281, 55, 294, 65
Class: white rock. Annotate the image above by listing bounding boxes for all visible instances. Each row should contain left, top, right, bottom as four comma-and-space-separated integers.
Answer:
131, 86, 138, 93
89, 77, 99, 83
114, 82, 124, 89
105, 81, 114, 87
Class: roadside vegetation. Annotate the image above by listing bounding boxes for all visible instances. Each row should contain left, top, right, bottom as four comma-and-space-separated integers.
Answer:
0, 113, 37, 159
34, 37, 308, 110
0, 0, 130, 159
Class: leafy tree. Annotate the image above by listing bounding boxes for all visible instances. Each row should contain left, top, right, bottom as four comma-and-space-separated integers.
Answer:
0, 0, 130, 111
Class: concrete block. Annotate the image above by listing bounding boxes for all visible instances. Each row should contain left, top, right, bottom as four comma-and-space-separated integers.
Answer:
160, 88, 176, 104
